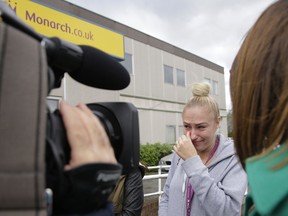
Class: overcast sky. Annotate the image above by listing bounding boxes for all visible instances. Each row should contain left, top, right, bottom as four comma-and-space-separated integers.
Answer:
66, 0, 275, 110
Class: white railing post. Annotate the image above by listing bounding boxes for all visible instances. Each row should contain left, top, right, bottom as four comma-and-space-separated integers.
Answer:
142, 165, 170, 199
158, 165, 162, 203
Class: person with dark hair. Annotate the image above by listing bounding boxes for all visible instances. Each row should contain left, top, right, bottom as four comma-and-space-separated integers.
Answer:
230, 1, 288, 215
159, 82, 247, 216
110, 163, 147, 216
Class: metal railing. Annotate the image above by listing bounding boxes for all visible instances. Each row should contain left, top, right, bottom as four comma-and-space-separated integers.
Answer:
142, 165, 170, 198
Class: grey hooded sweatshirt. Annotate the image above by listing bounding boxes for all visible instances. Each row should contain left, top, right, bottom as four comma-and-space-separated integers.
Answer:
159, 134, 247, 216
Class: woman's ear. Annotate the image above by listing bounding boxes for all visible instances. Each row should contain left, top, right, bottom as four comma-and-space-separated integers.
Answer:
216, 116, 221, 126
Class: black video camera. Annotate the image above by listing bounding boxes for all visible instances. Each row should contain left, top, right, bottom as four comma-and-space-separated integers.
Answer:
45, 44, 140, 214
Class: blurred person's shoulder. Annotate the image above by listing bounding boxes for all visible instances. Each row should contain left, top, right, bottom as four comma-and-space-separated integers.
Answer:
245, 143, 288, 215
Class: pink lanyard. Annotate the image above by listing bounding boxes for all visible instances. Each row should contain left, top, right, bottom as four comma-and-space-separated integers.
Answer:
186, 135, 220, 216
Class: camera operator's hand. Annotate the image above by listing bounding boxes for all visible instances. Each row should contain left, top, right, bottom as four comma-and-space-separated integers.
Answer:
59, 100, 117, 170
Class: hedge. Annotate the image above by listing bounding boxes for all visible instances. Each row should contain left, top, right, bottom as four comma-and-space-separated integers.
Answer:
140, 143, 173, 166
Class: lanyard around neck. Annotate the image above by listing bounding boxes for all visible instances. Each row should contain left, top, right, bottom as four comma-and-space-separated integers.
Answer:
186, 135, 220, 216
205, 135, 220, 165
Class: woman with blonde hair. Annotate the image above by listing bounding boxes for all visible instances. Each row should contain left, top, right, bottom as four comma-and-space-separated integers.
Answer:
159, 82, 247, 216
230, 0, 288, 215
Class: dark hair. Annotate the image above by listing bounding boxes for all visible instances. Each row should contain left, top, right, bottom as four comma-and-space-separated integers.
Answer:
230, 0, 288, 166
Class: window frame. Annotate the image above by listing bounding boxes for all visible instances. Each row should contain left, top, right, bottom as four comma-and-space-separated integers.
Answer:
164, 64, 174, 85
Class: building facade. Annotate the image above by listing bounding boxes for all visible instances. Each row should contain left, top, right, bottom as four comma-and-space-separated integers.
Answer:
40, 0, 227, 144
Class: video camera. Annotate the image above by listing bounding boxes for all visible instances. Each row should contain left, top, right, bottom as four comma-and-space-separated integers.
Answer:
0, 1, 139, 215
44, 39, 140, 213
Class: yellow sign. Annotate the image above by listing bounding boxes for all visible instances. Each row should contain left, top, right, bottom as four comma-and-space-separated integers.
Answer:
5, 0, 124, 59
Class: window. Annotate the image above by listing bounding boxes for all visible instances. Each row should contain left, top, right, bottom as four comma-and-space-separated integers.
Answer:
212, 80, 218, 95
178, 125, 184, 137
121, 53, 133, 74
176, 69, 185, 87
204, 78, 218, 95
204, 78, 211, 85
166, 125, 176, 144
164, 65, 173, 84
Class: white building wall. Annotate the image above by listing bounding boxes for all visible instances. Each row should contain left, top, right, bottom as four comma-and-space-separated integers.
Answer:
49, 35, 227, 145
41, 0, 228, 145
50, 35, 228, 144
120, 37, 227, 144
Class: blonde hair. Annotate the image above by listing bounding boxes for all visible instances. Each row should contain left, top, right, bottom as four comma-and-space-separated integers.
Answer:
183, 82, 220, 120
230, 0, 288, 166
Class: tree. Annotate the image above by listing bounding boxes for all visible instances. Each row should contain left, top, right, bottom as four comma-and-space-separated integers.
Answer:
227, 109, 233, 138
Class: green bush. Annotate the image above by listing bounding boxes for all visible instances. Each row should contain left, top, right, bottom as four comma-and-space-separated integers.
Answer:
140, 143, 173, 166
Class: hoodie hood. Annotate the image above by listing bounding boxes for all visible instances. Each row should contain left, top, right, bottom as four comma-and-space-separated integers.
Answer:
208, 134, 236, 168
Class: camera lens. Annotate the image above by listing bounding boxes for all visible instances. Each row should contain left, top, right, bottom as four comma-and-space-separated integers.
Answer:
88, 104, 123, 160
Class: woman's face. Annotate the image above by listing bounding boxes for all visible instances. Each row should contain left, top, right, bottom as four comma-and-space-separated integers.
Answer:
182, 105, 220, 153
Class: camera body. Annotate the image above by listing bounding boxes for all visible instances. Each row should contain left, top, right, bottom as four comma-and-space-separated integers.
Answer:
46, 101, 140, 213
47, 101, 140, 176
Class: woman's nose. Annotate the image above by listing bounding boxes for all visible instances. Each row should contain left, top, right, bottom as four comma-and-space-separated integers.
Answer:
189, 129, 198, 140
